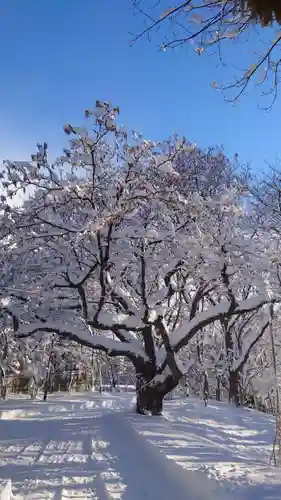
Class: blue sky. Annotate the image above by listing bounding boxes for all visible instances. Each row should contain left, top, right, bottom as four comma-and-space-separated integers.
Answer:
0, 0, 279, 171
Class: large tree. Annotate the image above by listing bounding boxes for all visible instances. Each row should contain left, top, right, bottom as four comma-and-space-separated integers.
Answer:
1, 101, 273, 414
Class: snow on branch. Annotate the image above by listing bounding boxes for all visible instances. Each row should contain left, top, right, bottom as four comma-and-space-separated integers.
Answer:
233, 319, 270, 373
16, 321, 148, 364
171, 294, 272, 352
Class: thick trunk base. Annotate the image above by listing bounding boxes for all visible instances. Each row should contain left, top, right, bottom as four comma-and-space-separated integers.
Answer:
135, 371, 180, 416
136, 386, 164, 416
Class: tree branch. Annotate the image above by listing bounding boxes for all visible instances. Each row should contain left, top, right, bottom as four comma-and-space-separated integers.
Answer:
16, 321, 148, 365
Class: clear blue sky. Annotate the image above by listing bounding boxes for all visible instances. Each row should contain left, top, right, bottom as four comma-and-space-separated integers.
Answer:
0, 0, 279, 170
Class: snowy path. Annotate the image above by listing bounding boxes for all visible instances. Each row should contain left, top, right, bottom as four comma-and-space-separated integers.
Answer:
0, 393, 233, 500
96, 412, 228, 500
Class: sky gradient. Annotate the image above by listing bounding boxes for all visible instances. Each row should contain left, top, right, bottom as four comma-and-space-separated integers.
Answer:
0, 0, 279, 171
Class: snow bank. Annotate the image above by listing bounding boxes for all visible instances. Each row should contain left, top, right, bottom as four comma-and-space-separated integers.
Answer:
130, 397, 281, 499
0, 409, 38, 420
0, 481, 13, 500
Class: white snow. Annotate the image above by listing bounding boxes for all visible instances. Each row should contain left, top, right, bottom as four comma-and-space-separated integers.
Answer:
0, 481, 12, 500
0, 392, 280, 499
170, 295, 269, 349
137, 398, 281, 500
18, 322, 147, 360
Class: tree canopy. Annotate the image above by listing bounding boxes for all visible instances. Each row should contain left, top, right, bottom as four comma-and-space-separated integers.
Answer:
1, 99, 281, 413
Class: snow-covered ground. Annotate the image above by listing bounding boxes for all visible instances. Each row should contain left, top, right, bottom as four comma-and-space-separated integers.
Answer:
0, 392, 280, 500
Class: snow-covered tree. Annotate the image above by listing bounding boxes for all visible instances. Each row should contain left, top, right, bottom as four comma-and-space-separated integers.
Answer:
1, 101, 274, 414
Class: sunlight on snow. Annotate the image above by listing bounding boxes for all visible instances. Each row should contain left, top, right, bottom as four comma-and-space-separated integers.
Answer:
101, 470, 127, 499
1, 394, 281, 499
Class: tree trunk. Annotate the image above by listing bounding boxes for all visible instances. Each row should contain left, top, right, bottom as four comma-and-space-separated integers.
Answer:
0, 383, 7, 400
203, 371, 209, 406
136, 383, 164, 415
0, 367, 7, 400
216, 375, 221, 401
135, 371, 180, 415
229, 370, 240, 406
